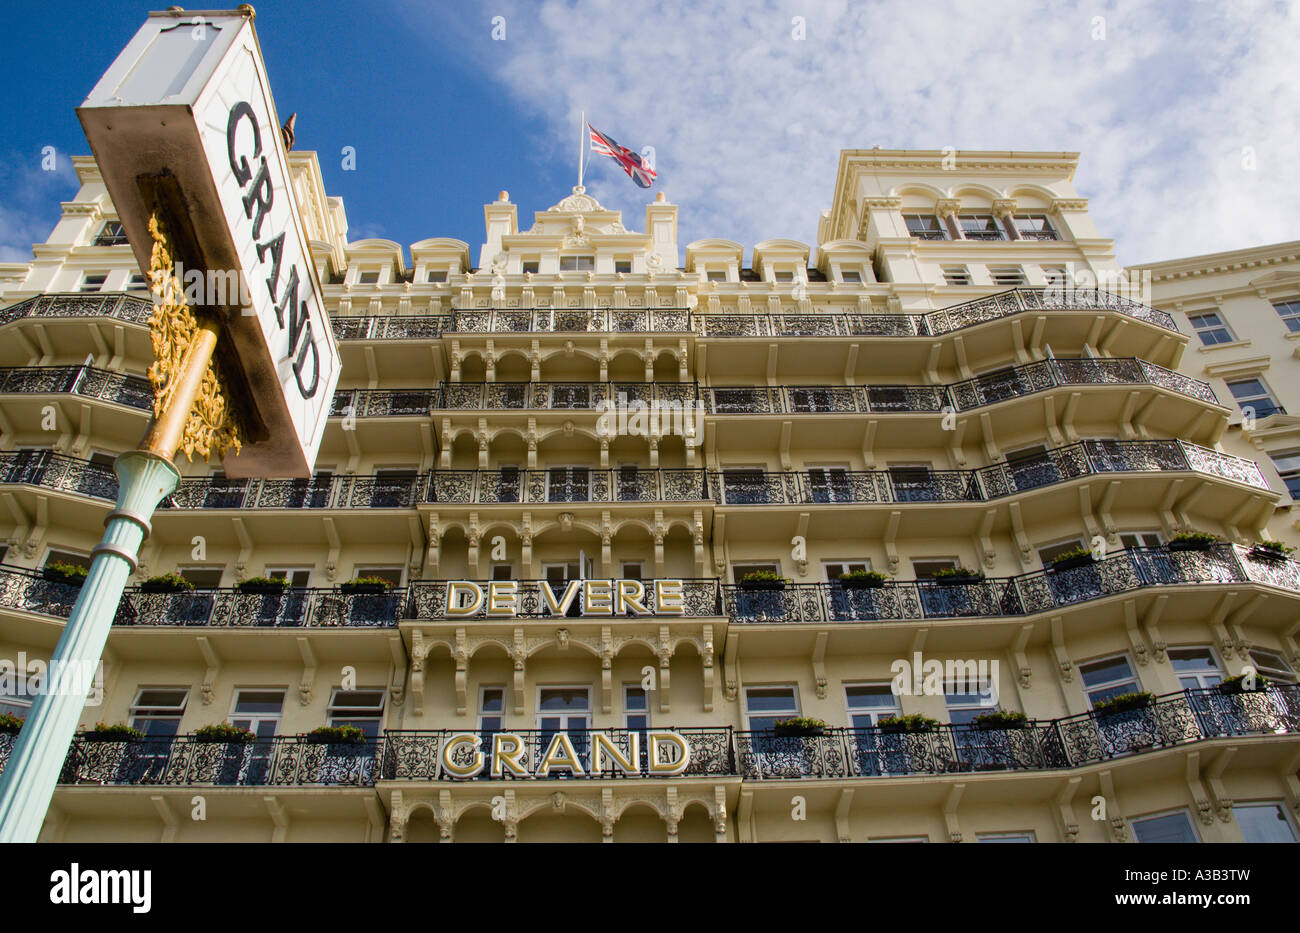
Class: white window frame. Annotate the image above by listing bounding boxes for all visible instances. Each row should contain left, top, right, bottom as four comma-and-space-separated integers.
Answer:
535, 684, 592, 732
1078, 653, 1140, 708
844, 682, 900, 728
1167, 646, 1224, 691
478, 686, 506, 732
228, 688, 286, 738
824, 559, 871, 582
327, 687, 386, 736
743, 684, 800, 731
1186, 310, 1235, 346
1130, 808, 1200, 843
623, 684, 649, 731
1232, 801, 1299, 842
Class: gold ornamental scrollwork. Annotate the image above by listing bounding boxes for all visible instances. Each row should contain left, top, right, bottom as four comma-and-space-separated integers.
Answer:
145, 211, 244, 461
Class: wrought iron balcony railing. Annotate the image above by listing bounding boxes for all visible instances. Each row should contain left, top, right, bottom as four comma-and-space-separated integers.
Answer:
432, 381, 700, 411
736, 685, 1300, 780
424, 468, 711, 504
0, 686, 1292, 788
2, 288, 1182, 344
405, 578, 722, 620
112, 585, 406, 628
706, 358, 1217, 414
0, 364, 155, 410
380, 727, 734, 780
55, 734, 382, 786
713, 439, 1270, 506
722, 544, 1300, 623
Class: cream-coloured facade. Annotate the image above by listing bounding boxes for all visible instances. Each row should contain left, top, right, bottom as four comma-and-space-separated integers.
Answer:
0, 148, 1297, 843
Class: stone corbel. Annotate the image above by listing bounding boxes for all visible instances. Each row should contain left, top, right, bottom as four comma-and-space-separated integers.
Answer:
778, 421, 792, 471
951, 335, 973, 381
1282, 622, 1300, 673
600, 627, 614, 714
657, 626, 673, 714
1099, 770, 1128, 842
693, 510, 706, 578
861, 420, 878, 470
295, 636, 316, 706
1056, 776, 1082, 842
196, 636, 221, 706
712, 513, 727, 577
484, 340, 496, 382
663, 786, 679, 842
1008, 318, 1030, 364
1007, 501, 1033, 569
978, 509, 997, 569
1226, 497, 1266, 544
418, 422, 435, 474
436, 789, 455, 843
342, 418, 361, 473
1012, 623, 1033, 689
678, 339, 689, 383
947, 418, 967, 469
714, 785, 729, 843
1050, 615, 1073, 682
794, 512, 810, 576
476, 418, 490, 469
883, 510, 901, 574
1117, 390, 1141, 440
1077, 486, 1102, 544
835, 788, 855, 843
811, 631, 828, 699
1143, 595, 1168, 663
603, 787, 619, 843
1224, 595, 1261, 660
467, 512, 482, 578
1156, 480, 1186, 537
388, 791, 408, 842
701, 624, 715, 712
409, 630, 426, 715
1123, 599, 1150, 666
943, 783, 965, 843
439, 418, 453, 468
388, 633, 407, 707
322, 517, 341, 582
979, 411, 1000, 463
454, 628, 469, 715
924, 343, 943, 385
1205, 747, 1237, 822
1097, 480, 1121, 546
1028, 316, 1047, 356
1207, 592, 1238, 663
407, 516, 424, 577
643, 338, 655, 383
511, 628, 526, 715
843, 344, 859, 386
723, 630, 740, 702
425, 513, 441, 578
1184, 751, 1215, 826
232, 516, 253, 581
150, 796, 178, 843
263, 796, 290, 843
21, 495, 47, 559
1058, 391, 1081, 444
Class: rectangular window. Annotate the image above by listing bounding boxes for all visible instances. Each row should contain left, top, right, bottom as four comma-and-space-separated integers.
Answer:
806, 465, 853, 503
1036, 539, 1085, 566
870, 836, 929, 843
942, 266, 972, 285
904, 214, 947, 240
1131, 810, 1199, 843
1119, 531, 1163, 549
744, 685, 799, 732
178, 566, 223, 588
129, 688, 189, 739
944, 685, 997, 726
624, 685, 649, 731
840, 269, 862, 284
353, 566, 402, 586
844, 683, 899, 728
957, 214, 1005, 241
127, 273, 148, 292
615, 260, 632, 274
1271, 451, 1300, 499
773, 270, 794, 283
1226, 377, 1281, 417
1234, 802, 1299, 842
79, 272, 108, 293
824, 560, 870, 582
1272, 298, 1300, 333
229, 689, 285, 740
265, 567, 311, 587
912, 558, 958, 579
479, 687, 505, 733
327, 688, 385, 738
732, 562, 780, 583
537, 686, 591, 733
976, 831, 1037, 842
92, 221, 129, 246
357, 271, 380, 284
721, 467, 770, 505
1168, 646, 1223, 690
1014, 215, 1058, 240
1187, 311, 1234, 346
1248, 648, 1295, 684
44, 548, 91, 572
490, 564, 513, 581
621, 561, 643, 580
989, 266, 1026, 287
559, 255, 594, 271
1078, 654, 1140, 707
426, 269, 449, 283
706, 270, 727, 282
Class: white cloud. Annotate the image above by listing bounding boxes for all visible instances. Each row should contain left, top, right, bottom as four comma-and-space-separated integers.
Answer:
407, 0, 1300, 265
0, 149, 78, 263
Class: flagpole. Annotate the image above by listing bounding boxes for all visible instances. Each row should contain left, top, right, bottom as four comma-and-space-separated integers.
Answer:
578, 110, 585, 188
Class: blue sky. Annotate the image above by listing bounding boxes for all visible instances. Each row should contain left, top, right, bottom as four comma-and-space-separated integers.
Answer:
2, 0, 1298, 266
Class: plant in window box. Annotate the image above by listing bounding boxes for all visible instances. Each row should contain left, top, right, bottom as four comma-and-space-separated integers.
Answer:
1217, 672, 1271, 694
1091, 691, 1155, 718
970, 710, 1029, 730
42, 561, 88, 586
192, 723, 257, 744
930, 567, 984, 586
1048, 546, 1096, 572
1248, 540, 1294, 562
305, 725, 367, 745
738, 570, 788, 590
0, 712, 23, 735
1167, 532, 1218, 552
84, 722, 145, 742
772, 717, 827, 737
876, 713, 939, 734
236, 576, 288, 594
339, 576, 393, 595
838, 570, 888, 589
138, 572, 194, 594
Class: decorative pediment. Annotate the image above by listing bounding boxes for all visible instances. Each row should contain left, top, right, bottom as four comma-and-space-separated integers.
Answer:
548, 186, 606, 214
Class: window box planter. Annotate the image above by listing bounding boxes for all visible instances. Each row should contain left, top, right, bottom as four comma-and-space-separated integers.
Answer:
876, 714, 939, 734
838, 571, 887, 589
772, 718, 826, 737
236, 577, 287, 595
339, 579, 392, 595
739, 572, 788, 590
1049, 550, 1096, 572
305, 725, 367, 745
139, 573, 194, 594
192, 724, 257, 744
1167, 533, 1217, 552
971, 711, 1029, 730
84, 723, 145, 742
1248, 542, 1293, 563
1092, 691, 1155, 718
1217, 673, 1271, 694
0, 712, 23, 735
931, 570, 983, 586
42, 562, 88, 586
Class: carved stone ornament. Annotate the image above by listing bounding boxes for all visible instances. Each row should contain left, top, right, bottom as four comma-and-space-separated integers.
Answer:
548, 186, 604, 214
145, 211, 244, 461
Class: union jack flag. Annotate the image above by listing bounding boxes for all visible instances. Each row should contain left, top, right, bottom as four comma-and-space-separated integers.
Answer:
587, 123, 657, 188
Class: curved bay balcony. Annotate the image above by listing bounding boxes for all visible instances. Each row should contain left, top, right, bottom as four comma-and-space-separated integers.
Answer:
736, 685, 1300, 780
723, 544, 1300, 623
424, 468, 711, 505
447, 308, 693, 334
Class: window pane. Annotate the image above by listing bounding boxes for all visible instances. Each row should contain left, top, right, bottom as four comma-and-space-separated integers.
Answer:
1234, 803, 1298, 842
1132, 811, 1198, 843
1079, 656, 1134, 687
745, 687, 796, 712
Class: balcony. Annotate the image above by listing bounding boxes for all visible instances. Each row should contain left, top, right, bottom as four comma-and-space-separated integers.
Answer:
331, 315, 448, 341
713, 439, 1270, 507
722, 544, 1300, 623
0, 364, 154, 410
112, 583, 406, 628
425, 468, 711, 504
736, 685, 1300, 780
432, 381, 699, 411
380, 727, 734, 780
446, 308, 693, 334
405, 578, 722, 620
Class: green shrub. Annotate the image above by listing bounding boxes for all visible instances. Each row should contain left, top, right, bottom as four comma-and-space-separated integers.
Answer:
1049, 546, 1096, 566
1168, 532, 1218, 546
1218, 672, 1271, 693
193, 722, 257, 743
0, 712, 23, 734
236, 576, 287, 591
1092, 691, 1154, 716
876, 713, 939, 733
739, 570, 787, 585
772, 717, 827, 735
86, 722, 145, 740
140, 572, 194, 592
971, 710, 1029, 729
305, 724, 367, 744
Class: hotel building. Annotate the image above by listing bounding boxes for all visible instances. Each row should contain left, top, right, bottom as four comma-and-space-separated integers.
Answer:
0, 148, 1297, 843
